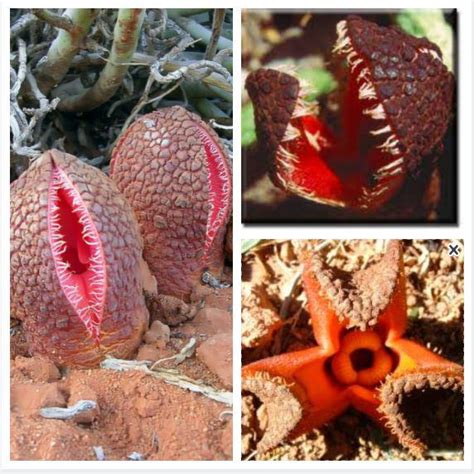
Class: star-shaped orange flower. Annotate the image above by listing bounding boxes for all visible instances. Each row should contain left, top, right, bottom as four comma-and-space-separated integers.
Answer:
242, 241, 463, 455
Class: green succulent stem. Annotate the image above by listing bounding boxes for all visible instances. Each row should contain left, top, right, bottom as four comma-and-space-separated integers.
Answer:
56, 9, 145, 112
36, 9, 96, 95
171, 14, 232, 50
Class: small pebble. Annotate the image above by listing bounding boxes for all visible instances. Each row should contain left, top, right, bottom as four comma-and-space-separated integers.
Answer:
127, 452, 144, 461
93, 446, 105, 461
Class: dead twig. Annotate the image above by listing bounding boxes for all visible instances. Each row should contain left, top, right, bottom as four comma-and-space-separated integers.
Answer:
170, 13, 232, 51
11, 13, 37, 40
11, 38, 60, 159
10, 39, 27, 99
150, 338, 197, 368
101, 357, 232, 406
209, 118, 233, 129
202, 270, 232, 289
205, 9, 226, 60
39, 400, 97, 419
117, 76, 184, 141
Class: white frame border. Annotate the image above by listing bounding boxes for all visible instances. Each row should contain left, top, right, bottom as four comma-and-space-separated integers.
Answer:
1, 0, 472, 471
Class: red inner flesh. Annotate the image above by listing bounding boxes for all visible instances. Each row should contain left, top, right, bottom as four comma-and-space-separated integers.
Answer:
55, 187, 90, 274
279, 60, 405, 210
48, 164, 106, 342
197, 126, 232, 258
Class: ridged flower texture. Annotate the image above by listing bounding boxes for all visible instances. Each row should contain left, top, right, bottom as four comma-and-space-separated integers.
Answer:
11, 150, 149, 367
111, 106, 232, 301
246, 16, 453, 214
242, 241, 463, 455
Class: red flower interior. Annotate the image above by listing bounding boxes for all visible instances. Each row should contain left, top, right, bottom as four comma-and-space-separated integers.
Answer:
195, 124, 232, 261
48, 161, 106, 342
246, 16, 454, 212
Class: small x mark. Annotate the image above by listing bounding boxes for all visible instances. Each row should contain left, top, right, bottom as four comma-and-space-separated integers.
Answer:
448, 243, 460, 257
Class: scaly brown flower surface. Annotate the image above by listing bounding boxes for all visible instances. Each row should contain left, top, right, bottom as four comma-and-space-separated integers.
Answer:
242, 241, 463, 455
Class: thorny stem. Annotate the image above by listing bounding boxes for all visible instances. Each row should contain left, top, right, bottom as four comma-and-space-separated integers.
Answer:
205, 9, 226, 60
36, 9, 96, 95
171, 14, 232, 51
56, 9, 145, 113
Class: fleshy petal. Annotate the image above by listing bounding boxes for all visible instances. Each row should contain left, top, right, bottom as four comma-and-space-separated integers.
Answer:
388, 337, 460, 374
243, 346, 328, 381
378, 366, 463, 456
346, 385, 383, 424
293, 351, 347, 415
242, 372, 304, 452
374, 241, 407, 340
242, 347, 347, 450
301, 255, 345, 351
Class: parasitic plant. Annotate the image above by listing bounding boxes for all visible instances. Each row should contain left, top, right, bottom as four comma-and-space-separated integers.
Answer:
110, 106, 232, 302
246, 16, 454, 213
242, 241, 463, 456
11, 150, 149, 367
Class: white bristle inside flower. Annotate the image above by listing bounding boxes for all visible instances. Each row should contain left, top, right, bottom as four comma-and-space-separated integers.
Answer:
363, 103, 387, 120
370, 124, 392, 136
359, 82, 378, 100
275, 171, 288, 189
419, 47, 442, 62
376, 164, 404, 179
377, 133, 401, 155
293, 97, 319, 119
346, 50, 364, 72
48, 164, 106, 342
357, 67, 372, 83
377, 157, 405, 174
276, 144, 299, 166
196, 125, 232, 257
286, 180, 347, 208
362, 185, 390, 197
333, 21, 351, 54
304, 129, 331, 152
359, 183, 391, 209
281, 123, 301, 142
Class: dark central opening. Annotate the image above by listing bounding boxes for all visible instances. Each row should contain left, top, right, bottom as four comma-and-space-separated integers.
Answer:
350, 348, 374, 371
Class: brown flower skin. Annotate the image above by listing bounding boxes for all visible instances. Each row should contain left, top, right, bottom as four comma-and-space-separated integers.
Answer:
246, 16, 454, 217
10, 150, 149, 367
110, 106, 232, 302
